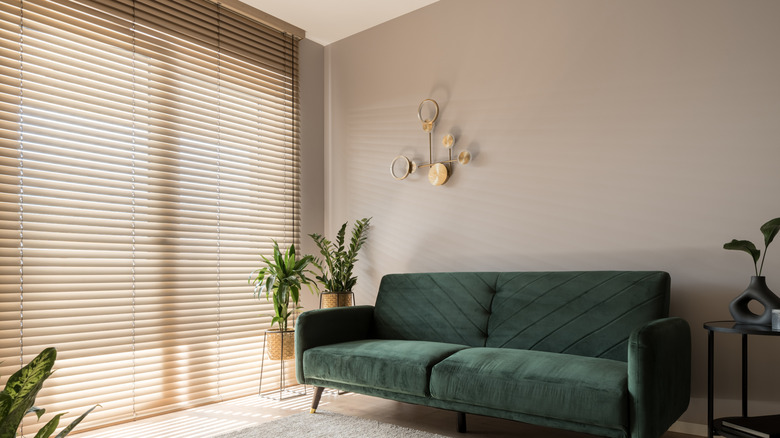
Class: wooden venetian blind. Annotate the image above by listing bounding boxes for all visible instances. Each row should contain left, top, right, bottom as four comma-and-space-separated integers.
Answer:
0, 0, 301, 432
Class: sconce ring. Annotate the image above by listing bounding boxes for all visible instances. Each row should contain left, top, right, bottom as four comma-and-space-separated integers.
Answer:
391, 155, 412, 180
417, 99, 439, 132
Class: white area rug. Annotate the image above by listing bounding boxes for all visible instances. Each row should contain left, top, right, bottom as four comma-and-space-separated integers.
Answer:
212, 410, 448, 438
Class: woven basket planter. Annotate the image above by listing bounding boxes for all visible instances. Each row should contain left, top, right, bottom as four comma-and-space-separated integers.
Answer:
265, 330, 295, 360
320, 292, 354, 308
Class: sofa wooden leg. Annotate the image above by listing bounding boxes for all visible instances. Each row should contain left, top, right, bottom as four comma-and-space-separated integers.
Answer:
310, 387, 325, 413
457, 412, 467, 433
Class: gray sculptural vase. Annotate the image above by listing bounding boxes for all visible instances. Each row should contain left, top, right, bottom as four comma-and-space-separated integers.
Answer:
729, 276, 780, 326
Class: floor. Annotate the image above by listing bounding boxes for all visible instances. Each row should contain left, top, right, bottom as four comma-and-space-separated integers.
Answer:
73, 386, 700, 438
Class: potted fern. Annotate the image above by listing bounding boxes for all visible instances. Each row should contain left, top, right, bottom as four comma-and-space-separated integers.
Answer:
249, 241, 316, 360
309, 217, 371, 308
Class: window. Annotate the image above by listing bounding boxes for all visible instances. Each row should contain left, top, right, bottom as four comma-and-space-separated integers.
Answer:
0, 0, 301, 431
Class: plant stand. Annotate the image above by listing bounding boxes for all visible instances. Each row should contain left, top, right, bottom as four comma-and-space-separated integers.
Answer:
259, 331, 306, 400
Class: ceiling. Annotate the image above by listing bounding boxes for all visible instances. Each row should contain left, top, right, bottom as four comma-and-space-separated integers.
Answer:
239, 0, 439, 46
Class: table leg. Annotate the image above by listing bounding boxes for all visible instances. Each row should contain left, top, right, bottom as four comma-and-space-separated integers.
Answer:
742, 333, 748, 417
708, 329, 714, 438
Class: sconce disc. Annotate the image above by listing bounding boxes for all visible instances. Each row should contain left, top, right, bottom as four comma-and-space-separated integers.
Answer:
418, 99, 439, 131
442, 134, 455, 148
428, 162, 449, 186
391, 155, 412, 180
458, 150, 471, 165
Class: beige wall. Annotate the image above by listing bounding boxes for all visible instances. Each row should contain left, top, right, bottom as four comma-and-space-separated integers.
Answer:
299, 37, 325, 311
323, 0, 780, 431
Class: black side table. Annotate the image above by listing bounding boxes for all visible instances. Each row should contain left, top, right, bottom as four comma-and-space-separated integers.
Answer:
704, 320, 780, 438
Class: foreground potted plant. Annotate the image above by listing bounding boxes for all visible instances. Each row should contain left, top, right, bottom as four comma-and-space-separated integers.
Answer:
249, 241, 316, 360
309, 217, 371, 308
723, 217, 780, 325
1, 347, 98, 438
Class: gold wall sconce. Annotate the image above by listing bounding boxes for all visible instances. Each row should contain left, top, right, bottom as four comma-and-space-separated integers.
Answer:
391, 99, 471, 186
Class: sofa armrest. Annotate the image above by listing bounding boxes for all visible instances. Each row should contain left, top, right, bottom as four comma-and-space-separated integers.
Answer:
295, 305, 375, 384
628, 317, 691, 438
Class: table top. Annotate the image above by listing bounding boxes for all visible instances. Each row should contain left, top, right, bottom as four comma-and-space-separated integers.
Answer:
704, 320, 780, 336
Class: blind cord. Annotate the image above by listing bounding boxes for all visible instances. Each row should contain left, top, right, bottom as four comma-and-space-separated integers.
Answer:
17, 2, 25, 433
131, 0, 138, 420
216, 3, 222, 403
18, 0, 25, 387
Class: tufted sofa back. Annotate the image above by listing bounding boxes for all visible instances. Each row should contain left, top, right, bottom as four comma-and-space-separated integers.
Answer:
373, 271, 670, 362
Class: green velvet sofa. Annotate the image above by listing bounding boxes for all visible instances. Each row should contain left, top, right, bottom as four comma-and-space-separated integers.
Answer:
295, 271, 690, 438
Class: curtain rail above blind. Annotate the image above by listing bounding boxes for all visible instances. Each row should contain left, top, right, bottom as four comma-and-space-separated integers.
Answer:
215, 0, 305, 40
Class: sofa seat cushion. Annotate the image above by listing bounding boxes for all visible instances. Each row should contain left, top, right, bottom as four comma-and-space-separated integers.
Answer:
429, 348, 629, 429
303, 339, 469, 397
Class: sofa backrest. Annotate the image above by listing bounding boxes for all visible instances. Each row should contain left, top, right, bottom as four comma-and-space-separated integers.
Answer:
373, 271, 670, 362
